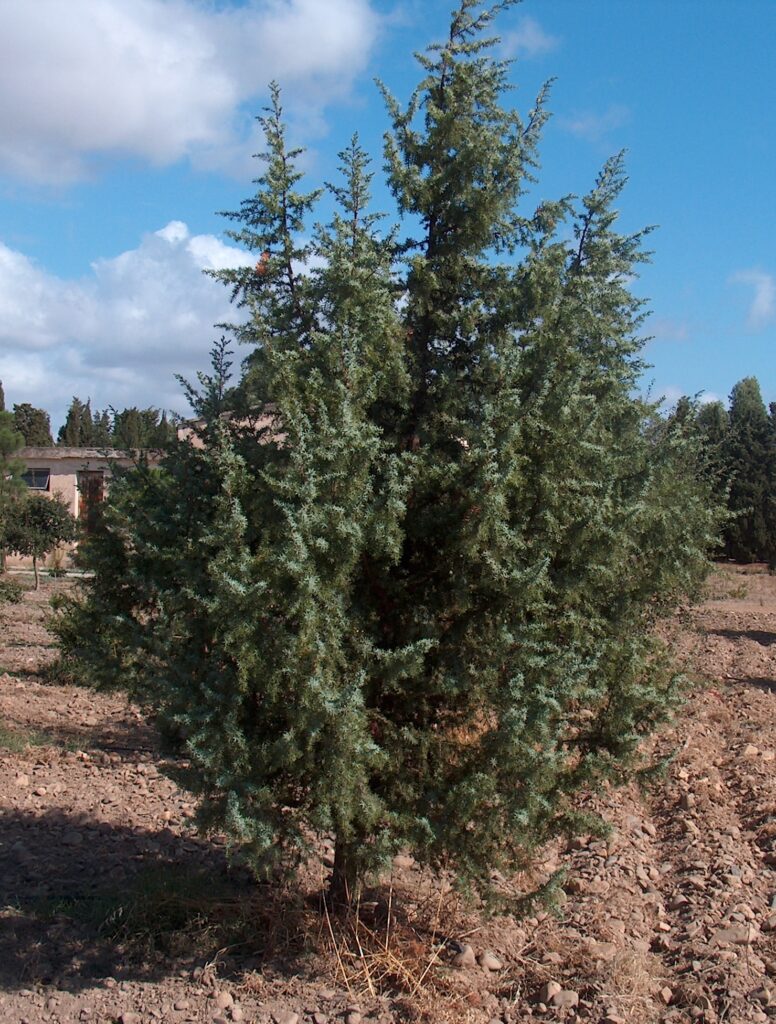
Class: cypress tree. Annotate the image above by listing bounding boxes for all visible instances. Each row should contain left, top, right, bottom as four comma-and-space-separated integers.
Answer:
57, 1, 722, 906
58, 397, 96, 446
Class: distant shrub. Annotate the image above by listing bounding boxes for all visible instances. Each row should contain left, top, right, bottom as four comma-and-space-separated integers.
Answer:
0, 576, 24, 604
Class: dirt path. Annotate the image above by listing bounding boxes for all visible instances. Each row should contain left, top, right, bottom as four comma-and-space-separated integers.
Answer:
0, 566, 774, 1024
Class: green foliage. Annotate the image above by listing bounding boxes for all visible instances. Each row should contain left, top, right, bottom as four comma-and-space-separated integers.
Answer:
0, 575, 24, 604
4, 493, 77, 588
58, 397, 174, 450
686, 379, 775, 566
0, 410, 26, 571
724, 378, 775, 564
12, 403, 53, 446
56, 1, 723, 907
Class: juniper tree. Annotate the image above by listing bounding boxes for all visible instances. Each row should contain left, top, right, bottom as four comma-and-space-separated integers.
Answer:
56, 0, 722, 906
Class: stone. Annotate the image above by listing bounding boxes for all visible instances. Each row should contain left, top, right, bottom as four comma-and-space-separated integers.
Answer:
550, 990, 580, 1010
345, 1012, 362, 1024
478, 950, 503, 971
274, 1014, 299, 1024
214, 992, 234, 1009
538, 981, 561, 1003
713, 924, 758, 946
173, 1002, 189, 1011
231, 1006, 244, 1022
659, 987, 673, 1005
312, 1014, 328, 1024
588, 941, 618, 962
453, 944, 477, 969
743, 744, 759, 758
212, 1017, 229, 1024
119, 1015, 140, 1024
15, 773, 30, 787
62, 830, 83, 847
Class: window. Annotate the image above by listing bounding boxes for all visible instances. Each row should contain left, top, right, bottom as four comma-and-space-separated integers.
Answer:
21, 468, 50, 490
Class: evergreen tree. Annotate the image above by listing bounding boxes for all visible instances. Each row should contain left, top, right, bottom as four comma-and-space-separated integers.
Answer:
724, 377, 773, 562
112, 407, 173, 449
12, 403, 54, 446
56, 1, 722, 906
688, 398, 731, 518
92, 409, 114, 448
58, 398, 96, 446
0, 380, 5, 412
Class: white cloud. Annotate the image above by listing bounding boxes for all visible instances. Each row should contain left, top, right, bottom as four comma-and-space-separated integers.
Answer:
561, 104, 630, 144
648, 316, 691, 343
499, 15, 559, 59
0, 0, 382, 184
729, 268, 775, 330
0, 223, 253, 429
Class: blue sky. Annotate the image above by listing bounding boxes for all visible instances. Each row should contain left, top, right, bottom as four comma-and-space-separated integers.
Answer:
1, 0, 773, 431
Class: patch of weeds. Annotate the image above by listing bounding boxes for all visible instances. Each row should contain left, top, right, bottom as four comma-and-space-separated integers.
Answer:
37, 864, 309, 961
0, 577, 26, 604
40, 655, 82, 687
0, 722, 56, 753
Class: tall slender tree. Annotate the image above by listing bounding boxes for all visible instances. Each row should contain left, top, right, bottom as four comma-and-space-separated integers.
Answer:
57, 1, 722, 906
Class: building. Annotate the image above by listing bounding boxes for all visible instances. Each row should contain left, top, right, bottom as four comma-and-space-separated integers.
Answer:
9, 447, 159, 571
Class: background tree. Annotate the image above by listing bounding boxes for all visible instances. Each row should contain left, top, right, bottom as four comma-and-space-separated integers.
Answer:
0, 412, 26, 572
4, 494, 77, 588
112, 407, 174, 449
58, 397, 95, 446
0, 380, 5, 412
723, 377, 774, 562
91, 409, 114, 447
57, 0, 722, 907
12, 403, 54, 446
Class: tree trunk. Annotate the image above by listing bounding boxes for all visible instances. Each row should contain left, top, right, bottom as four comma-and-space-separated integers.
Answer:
329, 837, 359, 908
33, 555, 39, 590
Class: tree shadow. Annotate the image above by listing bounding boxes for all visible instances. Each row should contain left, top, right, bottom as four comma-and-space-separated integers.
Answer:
0, 809, 311, 993
710, 628, 776, 647
725, 675, 776, 694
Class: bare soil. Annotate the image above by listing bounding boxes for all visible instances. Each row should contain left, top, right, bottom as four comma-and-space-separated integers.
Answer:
0, 565, 774, 1024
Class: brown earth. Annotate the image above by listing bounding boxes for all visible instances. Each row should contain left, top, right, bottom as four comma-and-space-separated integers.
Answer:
0, 565, 774, 1024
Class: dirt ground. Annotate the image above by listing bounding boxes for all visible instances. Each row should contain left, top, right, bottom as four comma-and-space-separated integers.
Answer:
0, 564, 774, 1024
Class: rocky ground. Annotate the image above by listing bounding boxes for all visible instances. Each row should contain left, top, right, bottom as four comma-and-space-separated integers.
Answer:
0, 565, 774, 1024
